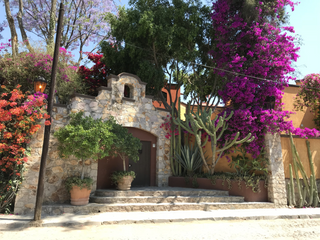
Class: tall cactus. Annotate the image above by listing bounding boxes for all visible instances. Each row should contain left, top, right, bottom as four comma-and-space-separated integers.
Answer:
287, 134, 319, 207
289, 133, 303, 207
306, 140, 319, 206
173, 103, 255, 175
289, 164, 296, 206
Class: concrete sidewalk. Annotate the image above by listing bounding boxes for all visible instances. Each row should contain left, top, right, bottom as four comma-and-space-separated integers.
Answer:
1, 207, 320, 230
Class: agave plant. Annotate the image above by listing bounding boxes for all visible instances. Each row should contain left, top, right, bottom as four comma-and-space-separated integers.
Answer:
175, 144, 204, 176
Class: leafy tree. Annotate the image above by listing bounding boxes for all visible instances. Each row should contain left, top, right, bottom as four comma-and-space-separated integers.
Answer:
109, 122, 141, 172
101, 0, 221, 113
54, 111, 115, 179
2, 0, 116, 63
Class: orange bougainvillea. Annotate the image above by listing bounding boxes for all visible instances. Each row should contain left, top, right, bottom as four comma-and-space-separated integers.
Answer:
0, 85, 50, 213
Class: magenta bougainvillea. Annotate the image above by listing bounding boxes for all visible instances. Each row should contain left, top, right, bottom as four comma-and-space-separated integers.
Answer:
294, 73, 320, 129
210, 0, 319, 156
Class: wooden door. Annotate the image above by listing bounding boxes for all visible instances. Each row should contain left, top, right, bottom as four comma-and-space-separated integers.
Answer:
129, 141, 151, 187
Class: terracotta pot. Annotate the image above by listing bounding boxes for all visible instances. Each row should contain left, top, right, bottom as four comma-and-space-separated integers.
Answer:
70, 185, 91, 205
168, 176, 268, 202
116, 176, 134, 190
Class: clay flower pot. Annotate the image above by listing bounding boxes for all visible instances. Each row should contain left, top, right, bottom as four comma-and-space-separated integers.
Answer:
70, 185, 92, 205
116, 176, 134, 190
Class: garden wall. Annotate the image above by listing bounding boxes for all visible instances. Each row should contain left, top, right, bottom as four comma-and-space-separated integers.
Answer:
14, 73, 170, 215
281, 136, 320, 179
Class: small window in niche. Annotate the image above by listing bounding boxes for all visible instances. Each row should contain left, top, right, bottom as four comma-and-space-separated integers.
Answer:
124, 84, 133, 98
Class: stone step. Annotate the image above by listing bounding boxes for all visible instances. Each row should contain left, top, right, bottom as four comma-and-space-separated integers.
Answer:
90, 195, 245, 204
94, 187, 230, 197
42, 202, 274, 215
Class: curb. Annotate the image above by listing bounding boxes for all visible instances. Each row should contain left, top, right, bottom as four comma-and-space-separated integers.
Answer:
1, 210, 320, 230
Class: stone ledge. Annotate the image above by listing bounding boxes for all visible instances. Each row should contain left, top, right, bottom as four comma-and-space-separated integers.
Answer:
53, 103, 68, 108
97, 86, 112, 92
122, 97, 135, 102
71, 93, 96, 99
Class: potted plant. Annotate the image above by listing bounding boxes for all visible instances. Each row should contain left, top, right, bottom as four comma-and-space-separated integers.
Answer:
110, 122, 141, 190
54, 111, 115, 205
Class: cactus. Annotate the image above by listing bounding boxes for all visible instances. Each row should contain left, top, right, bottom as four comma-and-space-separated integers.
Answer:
306, 140, 320, 206
287, 133, 319, 207
289, 164, 296, 206
173, 103, 255, 175
289, 132, 303, 207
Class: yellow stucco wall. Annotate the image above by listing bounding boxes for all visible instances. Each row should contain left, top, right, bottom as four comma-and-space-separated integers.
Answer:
282, 86, 316, 129
180, 104, 186, 121
187, 135, 253, 173
180, 86, 320, 176
281, 136, 320, 179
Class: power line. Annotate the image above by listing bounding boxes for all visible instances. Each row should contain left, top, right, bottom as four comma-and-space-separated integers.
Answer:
101, 41, 320, 92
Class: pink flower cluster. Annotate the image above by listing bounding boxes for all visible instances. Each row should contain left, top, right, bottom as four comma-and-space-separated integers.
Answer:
211, 0, 318, 157
160, 115, 179, 139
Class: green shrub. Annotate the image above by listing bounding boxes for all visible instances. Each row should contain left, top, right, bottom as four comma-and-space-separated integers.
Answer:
54, 111, 115, 180
111, 171, 136, 185
175, 144, 204, 177
65, 176, 94, 192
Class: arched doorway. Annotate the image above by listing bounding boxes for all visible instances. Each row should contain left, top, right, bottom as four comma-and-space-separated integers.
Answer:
97, 127, 157, 189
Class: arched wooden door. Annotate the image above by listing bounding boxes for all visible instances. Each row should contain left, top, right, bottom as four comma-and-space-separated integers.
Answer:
97, 127, 157, 189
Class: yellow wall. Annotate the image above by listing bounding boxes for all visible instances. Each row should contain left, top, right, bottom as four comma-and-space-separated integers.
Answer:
282, 86, 316, 129
180, 104, 186, 121
281, 136, 320, 179
180, 86, 319, 176
187, 135, 253, 173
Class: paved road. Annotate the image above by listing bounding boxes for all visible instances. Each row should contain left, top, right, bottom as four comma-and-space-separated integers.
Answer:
1, 218, 320, 240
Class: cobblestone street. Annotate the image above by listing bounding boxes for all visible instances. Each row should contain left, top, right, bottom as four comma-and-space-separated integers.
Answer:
1, 218, 320, 240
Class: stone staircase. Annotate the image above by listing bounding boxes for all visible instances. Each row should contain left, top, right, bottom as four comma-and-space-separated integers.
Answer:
42, 187, 274, 215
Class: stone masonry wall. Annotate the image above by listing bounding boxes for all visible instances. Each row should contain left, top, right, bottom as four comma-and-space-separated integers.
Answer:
14, 73, 170, 214
264, 132, 287, 206
14, 122, 44, 215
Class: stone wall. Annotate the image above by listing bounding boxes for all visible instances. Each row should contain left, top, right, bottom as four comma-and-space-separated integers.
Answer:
14, 73, 170, 215
14, 122, 45, 215
264, 132, 287, 206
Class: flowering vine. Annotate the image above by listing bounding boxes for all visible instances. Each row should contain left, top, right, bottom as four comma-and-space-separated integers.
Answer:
210, 0, 319, 157
0, 85, 49, 213
0, 44, 86, 104
78, 52, 109, 95
294, 73, 320, 130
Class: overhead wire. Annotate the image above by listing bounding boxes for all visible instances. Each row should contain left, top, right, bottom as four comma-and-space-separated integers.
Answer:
93, 41, 320, 92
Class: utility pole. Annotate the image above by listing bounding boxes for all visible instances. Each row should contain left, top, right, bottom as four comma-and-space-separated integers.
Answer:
34, 3, 64, 221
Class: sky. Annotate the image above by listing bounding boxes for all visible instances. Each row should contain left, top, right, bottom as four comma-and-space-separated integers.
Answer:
0, 0, 319, 82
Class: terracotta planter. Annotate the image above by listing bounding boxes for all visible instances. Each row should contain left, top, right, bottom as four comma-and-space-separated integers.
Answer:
116, 176, 134, 190
70, 185, 92, 206
168, 176, 268, 202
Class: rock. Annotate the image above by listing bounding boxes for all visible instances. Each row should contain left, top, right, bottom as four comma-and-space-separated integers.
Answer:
25, 203, 34, 209
52, 166, 63, 173
48, 175, 59, 184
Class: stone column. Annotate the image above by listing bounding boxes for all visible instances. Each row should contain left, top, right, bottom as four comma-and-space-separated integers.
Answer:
14, 123, 44, 215
264, 132, 287, 206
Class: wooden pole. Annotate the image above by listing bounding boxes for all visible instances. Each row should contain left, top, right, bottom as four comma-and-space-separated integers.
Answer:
34, 3, 64, 221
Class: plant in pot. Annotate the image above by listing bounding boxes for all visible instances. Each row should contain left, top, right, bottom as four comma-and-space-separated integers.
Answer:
110, 122, 141, 190
54, 111, 115, 205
